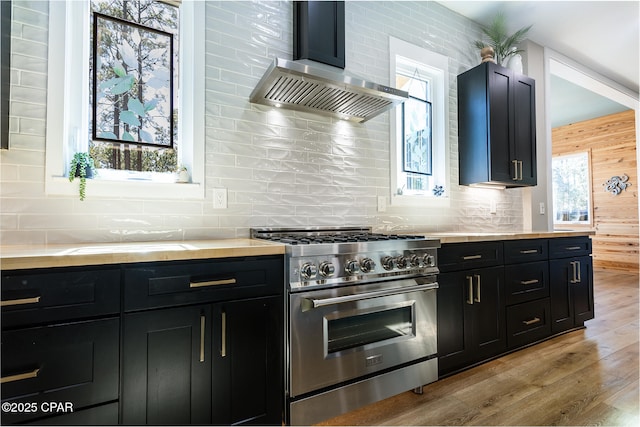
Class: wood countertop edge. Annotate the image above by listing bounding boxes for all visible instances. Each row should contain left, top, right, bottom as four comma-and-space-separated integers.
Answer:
1, 239, 286, 271
425, 230, 595, 244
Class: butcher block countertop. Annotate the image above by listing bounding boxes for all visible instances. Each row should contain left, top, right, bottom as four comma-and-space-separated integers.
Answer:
0, 230, 594, 270
0, 239, 286, 270
424, 230, 595, 244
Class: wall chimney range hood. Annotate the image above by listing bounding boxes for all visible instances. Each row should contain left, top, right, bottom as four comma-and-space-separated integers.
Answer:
249, 1, 408, 123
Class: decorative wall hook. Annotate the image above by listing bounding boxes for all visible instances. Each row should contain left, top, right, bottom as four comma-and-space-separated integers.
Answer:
603, 174, 631, 195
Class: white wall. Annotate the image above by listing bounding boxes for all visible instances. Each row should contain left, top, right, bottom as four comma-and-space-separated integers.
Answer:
1, 1, 525, 245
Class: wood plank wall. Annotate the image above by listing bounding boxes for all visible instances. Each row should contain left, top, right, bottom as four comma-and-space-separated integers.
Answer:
552, 109, 638, 272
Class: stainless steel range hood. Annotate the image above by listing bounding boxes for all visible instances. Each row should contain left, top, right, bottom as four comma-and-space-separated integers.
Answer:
249, 58, 408, 123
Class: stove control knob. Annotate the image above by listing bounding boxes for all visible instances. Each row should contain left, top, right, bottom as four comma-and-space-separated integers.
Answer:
396, 256, 408, 269
345, 259, 361, 275
300, 263, 318, 280
318, 261, 335, 278
423, 254, 435, 267
381, 256, 395, 271
360, 258, 376, 273
409, 254, 421, 267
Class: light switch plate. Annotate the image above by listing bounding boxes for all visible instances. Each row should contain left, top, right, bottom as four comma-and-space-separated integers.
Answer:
377, 196, 386, 212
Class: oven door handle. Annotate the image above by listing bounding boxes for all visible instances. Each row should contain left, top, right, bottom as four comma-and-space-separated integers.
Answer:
302, 282, 439, 311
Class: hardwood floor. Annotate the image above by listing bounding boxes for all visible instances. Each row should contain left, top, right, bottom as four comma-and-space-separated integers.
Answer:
318, 269, 639, 426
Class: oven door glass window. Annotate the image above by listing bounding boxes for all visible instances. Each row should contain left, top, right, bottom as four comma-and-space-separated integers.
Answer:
325, 303, 415, 355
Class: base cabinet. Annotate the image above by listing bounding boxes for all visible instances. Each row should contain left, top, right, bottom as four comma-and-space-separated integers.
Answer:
122, 296, 283, 425
437, 266, 506, 376
438, 236, 593, 377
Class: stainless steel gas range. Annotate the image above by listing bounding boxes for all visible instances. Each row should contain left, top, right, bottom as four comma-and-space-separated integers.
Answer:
251, 227, 441, 425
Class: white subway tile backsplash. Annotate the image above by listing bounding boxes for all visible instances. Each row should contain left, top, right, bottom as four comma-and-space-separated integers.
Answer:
0, 1, 526, 245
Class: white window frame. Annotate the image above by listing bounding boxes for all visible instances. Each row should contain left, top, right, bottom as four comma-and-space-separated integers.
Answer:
45, 0, 204, 199
389, 37, 450, 208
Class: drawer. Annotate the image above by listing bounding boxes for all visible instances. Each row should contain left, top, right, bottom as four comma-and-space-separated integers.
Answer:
504, 239, 548, 264
24, 402, 118, 425
1, 267, 121, 329
124, 255, 283, 311
1, 318, 119, 424
505, 261, 550, 305
438, 242, 503, 272
506, 298, 551, 349
548, 237, 592, 259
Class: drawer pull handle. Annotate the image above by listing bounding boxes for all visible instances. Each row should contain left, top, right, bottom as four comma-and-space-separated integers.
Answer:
519, 249, 538, 254
522, 317, 541, 326
190, 278, 236, 288
520, 279, 540, 285
1, 368, 40, 384
462, 255, 482, 260
1, 296, 41, 307
221, 311, 227, 358
199, 315, 205, 363
565, 246, 582, 251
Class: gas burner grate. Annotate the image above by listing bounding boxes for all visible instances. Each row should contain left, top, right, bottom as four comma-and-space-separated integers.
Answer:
256, 231, 425, 245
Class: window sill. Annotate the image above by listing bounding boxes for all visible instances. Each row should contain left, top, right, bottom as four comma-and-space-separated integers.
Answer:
46, 176, 205, 200
390, 193, 450, 208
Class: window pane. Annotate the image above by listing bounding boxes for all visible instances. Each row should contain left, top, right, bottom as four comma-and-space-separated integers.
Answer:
552, 153, 590, 224
90, 0, 178, 173
403, 98, 432, 176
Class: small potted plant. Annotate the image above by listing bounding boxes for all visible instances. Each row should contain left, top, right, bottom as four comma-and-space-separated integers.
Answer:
176, 164, 190, 183
68, 152, 96, 201
474, 13, 532, 65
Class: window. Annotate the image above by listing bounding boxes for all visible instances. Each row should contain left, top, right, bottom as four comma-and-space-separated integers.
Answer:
45, 0, 204, 199
552, 152, 592, 226
389, 37, 449, 205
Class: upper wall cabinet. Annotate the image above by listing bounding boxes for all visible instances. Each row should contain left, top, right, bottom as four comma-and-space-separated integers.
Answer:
457, 62, 537, 187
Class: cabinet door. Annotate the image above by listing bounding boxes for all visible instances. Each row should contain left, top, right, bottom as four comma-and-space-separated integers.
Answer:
513, 74, 536, 185
572, 256, 594, 325
549, 258, 573, 333
122, 305, 212, 425
437, 271, 473, 376
212, 296, 283, 425
487, 65, 515, 183
472, 266, 506, 360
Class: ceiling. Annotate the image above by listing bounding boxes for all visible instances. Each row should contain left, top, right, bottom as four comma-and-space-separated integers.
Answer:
439, 1, 639, 127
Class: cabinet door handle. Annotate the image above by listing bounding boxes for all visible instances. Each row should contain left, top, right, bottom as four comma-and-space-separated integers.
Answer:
519, 249, 538, 254
522, 317, 541, 326
1, 296, 41, 307
520, 279, 540, 285
199, 315, 205, 363
569, 261, 580, 284
463, 255, 482, 261
1, 368, 40, 384
518, 160, 523, 181
220, 311, 227, 358
512, 160, 519, 181
190, 278, 236, 288
474, 274, 481, 303
466, 276, 474, 305
575, 261, 581, 283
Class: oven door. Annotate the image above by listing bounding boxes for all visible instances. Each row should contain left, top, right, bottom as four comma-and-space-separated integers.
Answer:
289, 277, 437, 398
